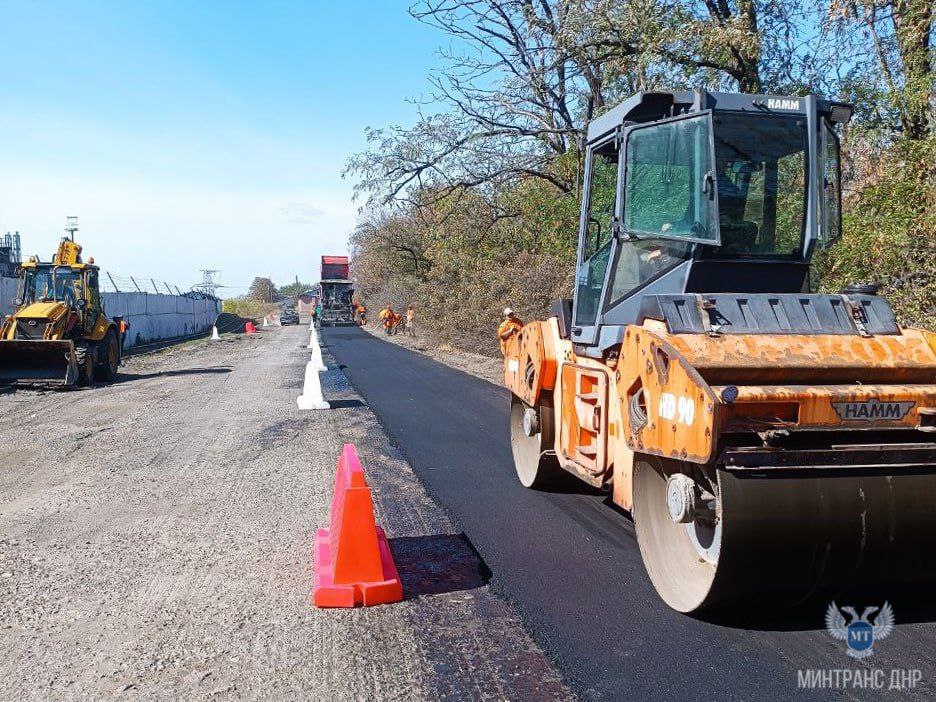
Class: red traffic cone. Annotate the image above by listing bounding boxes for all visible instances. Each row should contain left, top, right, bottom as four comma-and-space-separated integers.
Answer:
245, 321, 257, 334
313, 444, 402, 607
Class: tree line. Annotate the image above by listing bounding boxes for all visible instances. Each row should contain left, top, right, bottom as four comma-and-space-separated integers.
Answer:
221, 277, 314, 318
347, 0, 934, 355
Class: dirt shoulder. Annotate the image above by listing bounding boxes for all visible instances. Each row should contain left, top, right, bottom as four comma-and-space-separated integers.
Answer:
0, 324, 569, 701
360, 324, 504, 387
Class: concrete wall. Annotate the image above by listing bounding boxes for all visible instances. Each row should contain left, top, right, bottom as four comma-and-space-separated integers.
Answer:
1, 276, 221, 349
0, 277, 16, 317
102, 292, 221, 348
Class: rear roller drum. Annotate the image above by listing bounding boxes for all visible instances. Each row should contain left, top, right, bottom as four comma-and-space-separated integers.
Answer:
634, 458, 936, 613
509, 396, 559, 489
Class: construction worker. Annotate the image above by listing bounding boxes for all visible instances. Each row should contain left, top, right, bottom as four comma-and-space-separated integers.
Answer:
356, 302, 367, 326
118, 317, 130, 353
378, 303, 394, 334
406, 305, 416, 337
314, 302, 322, 327
498, 308, 523, 353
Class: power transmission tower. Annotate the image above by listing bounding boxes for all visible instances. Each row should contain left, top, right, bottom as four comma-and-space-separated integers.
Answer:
195, 269, 221, 297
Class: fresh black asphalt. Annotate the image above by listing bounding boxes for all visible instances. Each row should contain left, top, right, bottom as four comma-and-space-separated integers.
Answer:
323, 326, 934, 702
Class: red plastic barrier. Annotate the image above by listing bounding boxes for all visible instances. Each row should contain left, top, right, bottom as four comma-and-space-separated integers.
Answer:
245, 321, 257, 334
313, 444, 403, 607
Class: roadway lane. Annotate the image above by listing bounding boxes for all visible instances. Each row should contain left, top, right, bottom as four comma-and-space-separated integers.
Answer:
323, 326, 935, 702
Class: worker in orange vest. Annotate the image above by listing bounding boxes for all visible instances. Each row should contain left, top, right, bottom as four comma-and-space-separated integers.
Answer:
356, 303, 367, 326
378, 304, 394, 333
118, 317, 131, 353
497, 308, 523, 353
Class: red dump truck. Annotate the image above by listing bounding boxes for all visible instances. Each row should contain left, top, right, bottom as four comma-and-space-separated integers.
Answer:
320, 255, 350, 281
319, 255, 354, 326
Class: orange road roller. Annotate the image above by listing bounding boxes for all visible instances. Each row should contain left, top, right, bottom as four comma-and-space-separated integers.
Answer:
501, 90, 936, 612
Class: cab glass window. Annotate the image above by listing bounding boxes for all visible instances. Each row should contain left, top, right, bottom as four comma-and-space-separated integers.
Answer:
710, 113, 807, 257
86, 269, 101, 328
22, 269, 51, 303
53, 269, 82, 306
574, 241, 612, 325
574, 139, 619, 326
608, 239, 692, 305
624, 114, 718, 243
583, 141, 618, 260
23, 268, 81, 305
821, 120, 841, 244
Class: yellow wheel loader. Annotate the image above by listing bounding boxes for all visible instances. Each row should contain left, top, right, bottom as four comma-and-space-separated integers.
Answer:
0, 236, 121, 387
501, 90, 936, 612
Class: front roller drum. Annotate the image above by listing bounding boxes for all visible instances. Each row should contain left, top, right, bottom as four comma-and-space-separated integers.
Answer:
509, 395, 560, 488
633, 459, 936, 613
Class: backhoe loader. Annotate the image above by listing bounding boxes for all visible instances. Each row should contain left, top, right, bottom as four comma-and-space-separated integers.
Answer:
501, 90, 936, 612
0, 235, 121, 386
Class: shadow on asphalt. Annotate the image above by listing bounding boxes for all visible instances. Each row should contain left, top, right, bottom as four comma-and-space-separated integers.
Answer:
537, 469, 606, 496
599, 495, 936, 632
119, 367, 233, 381
390, 533, 492, 599
327, 398, 366, 409
698, 584, 936, 631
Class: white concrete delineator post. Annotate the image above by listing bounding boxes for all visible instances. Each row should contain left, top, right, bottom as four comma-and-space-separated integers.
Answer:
210, 325, 221, 341
297, 361, 330, 410
308, 325, 327, 372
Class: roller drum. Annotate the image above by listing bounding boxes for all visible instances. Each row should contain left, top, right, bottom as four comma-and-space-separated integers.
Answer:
635, 459, 936, 613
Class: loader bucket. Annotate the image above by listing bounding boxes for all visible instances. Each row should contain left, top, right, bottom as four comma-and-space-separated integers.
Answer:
0, 340, 78, 386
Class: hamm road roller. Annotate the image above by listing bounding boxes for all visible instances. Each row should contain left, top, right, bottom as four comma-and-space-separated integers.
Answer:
501, 90, 936, 612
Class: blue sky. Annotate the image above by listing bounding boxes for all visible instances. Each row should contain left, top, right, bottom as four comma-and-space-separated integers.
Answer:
0, 1, 441, 294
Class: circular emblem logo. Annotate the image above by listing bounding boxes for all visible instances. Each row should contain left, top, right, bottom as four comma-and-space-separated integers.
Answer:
847, 621, 873, 652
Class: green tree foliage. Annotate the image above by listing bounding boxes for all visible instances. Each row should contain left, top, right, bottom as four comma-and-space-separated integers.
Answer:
222, 296, 277, 319
278, 280, 314, 298
347, 1, 934, 355
247, 277, 276, 303
829, 0, 933, 139
819, 135, 935, 328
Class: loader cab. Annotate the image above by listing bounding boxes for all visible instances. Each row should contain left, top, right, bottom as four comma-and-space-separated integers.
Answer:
571, 90, 850, 354
18, 262, 103, 335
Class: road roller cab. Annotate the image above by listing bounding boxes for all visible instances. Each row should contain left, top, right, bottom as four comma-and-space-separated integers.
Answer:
502, 90, 936, 613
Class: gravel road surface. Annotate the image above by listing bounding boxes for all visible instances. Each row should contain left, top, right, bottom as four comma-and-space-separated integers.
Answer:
324, 324, 936, 702
0, 324, 571, 701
